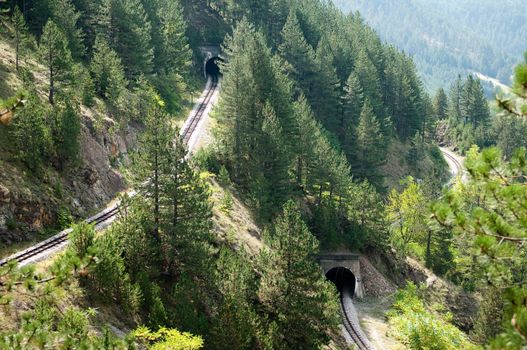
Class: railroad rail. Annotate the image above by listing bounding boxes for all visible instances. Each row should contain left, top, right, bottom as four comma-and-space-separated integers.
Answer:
440, 148, 464, 178
181, 75, 218, 144
340, 286, 375, 350
0, 76, 220, 268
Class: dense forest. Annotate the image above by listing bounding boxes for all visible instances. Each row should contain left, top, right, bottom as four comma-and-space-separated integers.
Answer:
0, 0, 527, 349
333, 0, 527, 93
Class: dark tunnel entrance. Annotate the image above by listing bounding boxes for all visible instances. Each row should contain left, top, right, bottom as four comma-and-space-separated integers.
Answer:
205, 57, 222, 78
326, 267, 356, 295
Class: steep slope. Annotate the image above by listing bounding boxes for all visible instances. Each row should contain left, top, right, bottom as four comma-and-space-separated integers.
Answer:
0, 33, 134, 250
333, 0, 527, 92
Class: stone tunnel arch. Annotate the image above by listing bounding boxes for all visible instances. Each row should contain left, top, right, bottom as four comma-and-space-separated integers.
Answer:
318, 252, 364, 298
326, 267, 356, 296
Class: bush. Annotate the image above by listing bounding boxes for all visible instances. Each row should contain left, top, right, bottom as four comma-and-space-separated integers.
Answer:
89, 232, 141, 315
193, 147, 221, 174
387, 283, 478, 350
68, 222, 95, 259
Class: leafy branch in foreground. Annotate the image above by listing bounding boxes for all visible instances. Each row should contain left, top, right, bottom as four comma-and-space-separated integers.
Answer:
433, 146, 527, 348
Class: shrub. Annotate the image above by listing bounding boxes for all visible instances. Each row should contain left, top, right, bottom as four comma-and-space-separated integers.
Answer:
68, 222, 95, 259
387, 283, 478, 350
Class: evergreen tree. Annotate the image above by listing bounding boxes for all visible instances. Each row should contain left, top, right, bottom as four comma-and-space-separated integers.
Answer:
55, 98, 81, 167
353, 99, 385, 187
433, 88, 449, 120
39, 20, 73, 105
257, 201, 339, 350
340, 72, 364, 153
10, 92, 52, 173
354, 48, 384, 119
211, 249, 259, 350
90, 35, 127, 103
157, 0, 192, 76
108, 0, 153, 79
278, 11, 318, 102
311, 37, 340, 133
216, 19, 294, 220
12, 6, 29, 72
433, 147, 527, 348
162, 130, 214, 279
49, 0, 85, 59
135, 94, 172, 242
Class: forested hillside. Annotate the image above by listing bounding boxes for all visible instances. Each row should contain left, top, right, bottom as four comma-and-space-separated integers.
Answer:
1, 0, 527, 349
333, 0, 527, 92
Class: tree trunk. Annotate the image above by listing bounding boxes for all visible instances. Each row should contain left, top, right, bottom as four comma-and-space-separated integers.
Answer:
49, 58, 54, 105
154, 152, 160, 240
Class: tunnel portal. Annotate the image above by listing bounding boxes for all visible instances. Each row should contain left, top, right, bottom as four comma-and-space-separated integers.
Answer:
205, 57, 222, 78
326, 267, 356, 295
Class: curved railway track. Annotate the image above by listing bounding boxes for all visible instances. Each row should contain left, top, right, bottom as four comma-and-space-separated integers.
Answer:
440, 148, 463, 178
340, 286, 375, 350
0, 76, 220, 268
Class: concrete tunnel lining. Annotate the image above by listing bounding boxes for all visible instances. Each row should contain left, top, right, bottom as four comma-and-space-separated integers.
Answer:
325, 266, 356, 296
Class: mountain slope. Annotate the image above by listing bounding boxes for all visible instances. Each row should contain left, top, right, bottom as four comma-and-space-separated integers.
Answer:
333, 0, 527, 92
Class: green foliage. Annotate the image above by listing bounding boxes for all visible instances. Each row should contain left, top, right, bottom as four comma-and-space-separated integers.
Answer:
90, 35, 128, 103
39, 19, 73, 105
447, 75, 491, 153
257, 200, 340, 349
386, 177, 429, 256
68, 222, 95, 259
9, 92, 52, 173
387, 283, 478, 350
333, 0, 526, 91
49, 0, 85, 60
89, 219, 142, 315
132, 326, 204, 350
105, 0, 153, 79
210, 248, 260, 350
353, 99, 386, 187
218, 165, 230, 185
433, 146, 527, 348
54, 98, 81, 167
11, 6, 31, 72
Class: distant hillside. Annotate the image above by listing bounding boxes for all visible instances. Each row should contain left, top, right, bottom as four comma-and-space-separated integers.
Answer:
333, 0, 527, 92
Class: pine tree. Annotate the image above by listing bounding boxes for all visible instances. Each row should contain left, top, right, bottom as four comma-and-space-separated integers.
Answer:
55, 99, 81, 167
211, 249, 258, 350
109, 0, 153, 79
10, 92, 52, 173
433, 88, 449, 120
257, 200, 339, 350
135, 94, 172, 242
162, 130, 214, 279
353, 99, 385, 187
278, 11, 318, 102
49, 0, 85, 59
354, 48, 384, 119
90, 35, 127, 103
157, 0, 192, 76
312, 37, 340, 133
12, 6, 29, 72
39, 20, 73, 105
340, 72, 364, 153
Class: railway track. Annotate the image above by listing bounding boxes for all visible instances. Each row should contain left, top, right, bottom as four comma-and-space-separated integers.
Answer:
440, 148, 463, 178
182, 76, 218, 145
0, 76, 220, 268
340, 286, 375, 350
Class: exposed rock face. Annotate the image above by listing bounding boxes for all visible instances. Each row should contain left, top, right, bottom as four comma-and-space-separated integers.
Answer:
0, 113, 138, 245
364, 247, 478, 332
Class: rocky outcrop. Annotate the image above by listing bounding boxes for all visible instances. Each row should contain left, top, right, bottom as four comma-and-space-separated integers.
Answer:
0, 112, 138, 245
364, 247, 478, 332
